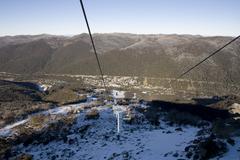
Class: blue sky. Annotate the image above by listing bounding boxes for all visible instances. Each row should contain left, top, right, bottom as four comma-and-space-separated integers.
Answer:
0, 0, 239, 36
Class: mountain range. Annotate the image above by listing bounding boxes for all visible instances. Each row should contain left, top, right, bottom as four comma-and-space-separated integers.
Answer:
0, 33, 239, 85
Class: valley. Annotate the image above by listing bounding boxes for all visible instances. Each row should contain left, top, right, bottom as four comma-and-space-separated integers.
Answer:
0, 72, 240, 160
0, 33, 240, 160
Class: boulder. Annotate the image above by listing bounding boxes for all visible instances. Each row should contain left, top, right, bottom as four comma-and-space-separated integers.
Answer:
85, 109, 99, 120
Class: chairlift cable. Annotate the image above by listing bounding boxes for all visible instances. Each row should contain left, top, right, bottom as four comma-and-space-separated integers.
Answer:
162, 35, 240, 94
177, 35, 240, 79
79, 0, 107, 89
78, 0, 239, 92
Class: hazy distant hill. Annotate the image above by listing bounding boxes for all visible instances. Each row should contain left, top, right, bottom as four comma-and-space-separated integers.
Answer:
0, 33, 239, 84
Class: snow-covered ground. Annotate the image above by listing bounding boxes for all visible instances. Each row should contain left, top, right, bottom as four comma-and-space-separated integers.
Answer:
214, 137, 240, 160
0, 102, 92, 137
0, 119, 29, 137
1, 90, 240, 160
12, 106, 201, 160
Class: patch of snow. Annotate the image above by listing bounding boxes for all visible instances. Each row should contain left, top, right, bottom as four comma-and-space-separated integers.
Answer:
38, 84, 52, 92
140, 104, 149, 109
94, 88, 106, 92
112, 105, 127, 113
133, 93, 137, 99
86, 94, 98, 103
109, 84, 121, 88
229, 103, 240, 115
0, 102, 90, 137
42, 103, 90, 116
112, 90, 125, 99
0, 119, 29, 137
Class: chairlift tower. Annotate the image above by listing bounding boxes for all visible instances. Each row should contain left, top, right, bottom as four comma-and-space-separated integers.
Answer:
113, 104, 126, 134
115, 111, 121, 133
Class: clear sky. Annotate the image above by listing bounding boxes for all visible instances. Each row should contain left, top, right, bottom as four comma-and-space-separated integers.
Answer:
0, 0, 239, 36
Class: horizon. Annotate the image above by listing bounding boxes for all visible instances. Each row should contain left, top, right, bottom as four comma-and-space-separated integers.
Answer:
0, 32, 236, 38
0, 0, 239, 37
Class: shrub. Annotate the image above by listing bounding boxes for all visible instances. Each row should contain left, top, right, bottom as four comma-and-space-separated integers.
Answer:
29, 115, 47, 128
85, 109, 99, 120
165, 110, 201, 126
198, 138, 227, 159
144, 108, 160, 126
212, 119, 238, 139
